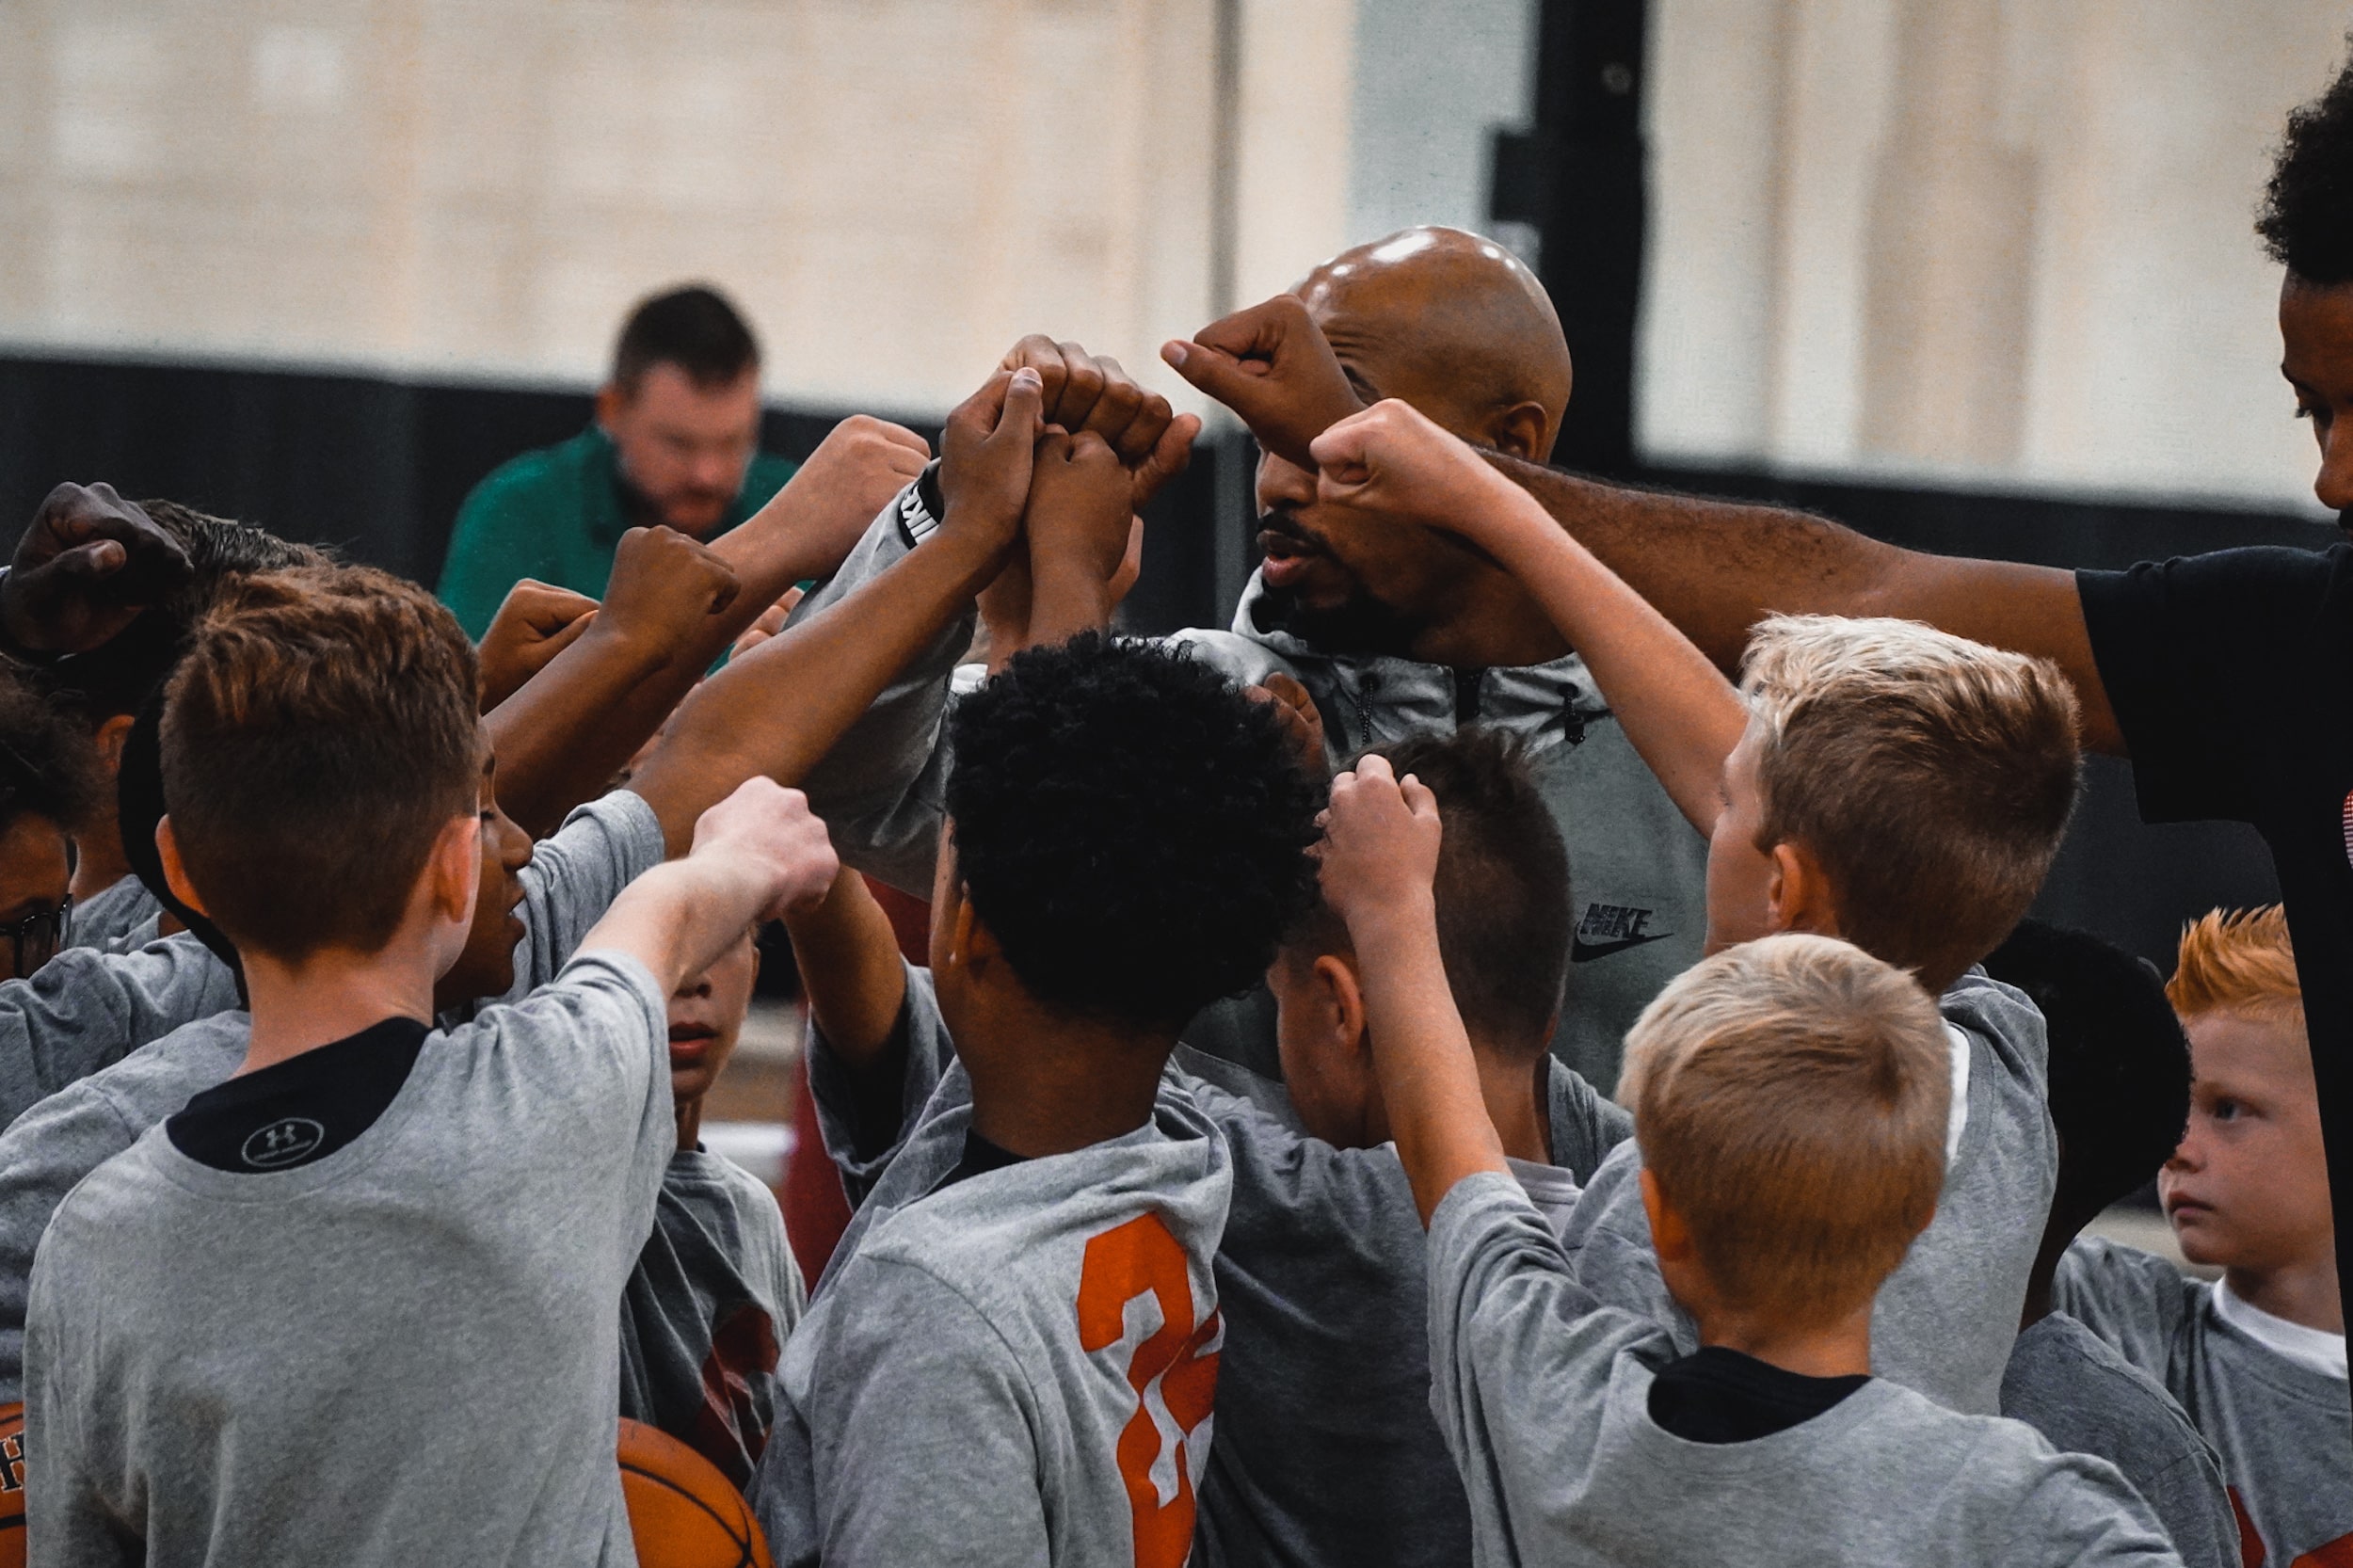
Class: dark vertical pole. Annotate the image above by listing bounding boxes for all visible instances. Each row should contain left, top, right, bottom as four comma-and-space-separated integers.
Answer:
1490, 0, 1650, 475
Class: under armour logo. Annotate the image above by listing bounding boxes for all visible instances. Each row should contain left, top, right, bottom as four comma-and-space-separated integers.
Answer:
241, 1117, 326, 1169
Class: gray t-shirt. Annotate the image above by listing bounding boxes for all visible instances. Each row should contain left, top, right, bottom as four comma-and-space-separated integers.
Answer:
25, 951, 675, 1568
1554, 969, 2056, 1415
0, 932, 240, 1128
489, 788, 666, 1008
754, 1019, 1233, 1568
0, 792, 665, 1406
2056, 1237, 2353, 1565
1429, 1171, 2183, 1567
798, 964, 1633, 1568
2001, 1311, 2236, 1568
618, 1147, 807, 1491
66, 875, 164, 955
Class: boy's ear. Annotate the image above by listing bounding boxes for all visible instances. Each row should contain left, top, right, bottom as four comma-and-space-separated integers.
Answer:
93, 712, 137, 778
949, 888, 1001, 970
1639, 1166, 1695, 1263
1312, 953, 1370, 1060
425, 813, 484, 929
1765, 840, 1840, 938
152, 818, 210, 919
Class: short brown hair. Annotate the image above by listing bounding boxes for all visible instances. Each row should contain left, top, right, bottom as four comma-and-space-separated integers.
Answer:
1741, 616, 2081, 989
1289, 728, 1571, 1054
2169, 904, 2302, 1025
1624, 933, 1949, 1320
161, 566, 483, 961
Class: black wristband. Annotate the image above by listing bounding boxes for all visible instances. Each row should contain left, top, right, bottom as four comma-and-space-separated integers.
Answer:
897, 461, 947, 548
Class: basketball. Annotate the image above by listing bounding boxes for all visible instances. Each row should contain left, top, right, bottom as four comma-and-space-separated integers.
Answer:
616, 1417, 772, 1568
0, 1401, 24, 1568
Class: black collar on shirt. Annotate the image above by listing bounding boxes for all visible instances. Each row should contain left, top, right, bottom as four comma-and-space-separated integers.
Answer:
939, 1128, 1028, 1189
166, 1017, 431, 1173
1646, 1346, 1870, 1443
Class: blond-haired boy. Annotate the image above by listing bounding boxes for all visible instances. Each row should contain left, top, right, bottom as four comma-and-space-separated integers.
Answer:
2057, 906, 2351, 1565
1317, 756, 2174, 1565
1308, 401, 2080, 1415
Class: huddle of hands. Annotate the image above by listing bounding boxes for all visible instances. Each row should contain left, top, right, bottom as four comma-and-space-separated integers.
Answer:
0, 296, 1506, 926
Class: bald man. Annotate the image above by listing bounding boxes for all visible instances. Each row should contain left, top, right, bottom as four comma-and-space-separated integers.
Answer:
1164, 227, 1705, 1088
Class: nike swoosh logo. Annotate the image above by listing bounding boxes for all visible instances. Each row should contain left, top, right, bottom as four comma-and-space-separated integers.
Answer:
1570, 932, 1676, 963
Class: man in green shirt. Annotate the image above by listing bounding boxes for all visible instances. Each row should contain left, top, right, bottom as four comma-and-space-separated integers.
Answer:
438, 284, 799, 636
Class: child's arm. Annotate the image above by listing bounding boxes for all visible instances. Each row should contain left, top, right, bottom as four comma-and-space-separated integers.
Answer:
577, 778, 839, 998
1311, 402, 1748, 836
481, 524, 741, 838
784, 867, 910, 1071
627, 370, 1044, 856
1319, 754, 1508, 1224
1019, 429, 1149, 649
481, 418, 932, 839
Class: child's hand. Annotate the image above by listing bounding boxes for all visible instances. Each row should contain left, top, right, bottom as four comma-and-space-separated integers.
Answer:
690, 776, 840, 921
938, 367, 1046, 560
764, 414, 932, 579
1026, 429, 1137, 591
476, 579, 598, 711
1247, 672, 1329, 781
1309, 400, 1526, 543
1000, 337, 1202, 509
1318, 753, 1442, 932
0, 482, 194, 656
600, 524, 742, 658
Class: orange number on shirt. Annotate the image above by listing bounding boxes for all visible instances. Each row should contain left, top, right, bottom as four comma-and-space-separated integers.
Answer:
1078, 1213, 1221, 1568
2233, 1485, 2353, 1568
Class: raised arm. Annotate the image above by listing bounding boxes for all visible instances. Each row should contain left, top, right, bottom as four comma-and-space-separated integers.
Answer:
1312, 402, 1743, 832
1482, 455, 2121, 751
784, 867, 910, 1073
482, 525, 739, 838
475, 416, 930, 838
1319, 754, 1507, 1225
627, 370, 1044, 855
1166, 295, 2122, 755
578, 777, 838, 997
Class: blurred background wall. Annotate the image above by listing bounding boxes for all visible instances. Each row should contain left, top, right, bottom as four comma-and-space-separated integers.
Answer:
7, 0, 2341, 509
2, 0, 2347, 964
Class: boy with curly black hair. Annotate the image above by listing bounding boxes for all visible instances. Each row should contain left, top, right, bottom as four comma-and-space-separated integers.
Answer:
753, 632, 1323, 1568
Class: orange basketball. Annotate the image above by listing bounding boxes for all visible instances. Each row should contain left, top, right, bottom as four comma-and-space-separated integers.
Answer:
616, 1417, 773, 1568
0, 1401, 24, 1568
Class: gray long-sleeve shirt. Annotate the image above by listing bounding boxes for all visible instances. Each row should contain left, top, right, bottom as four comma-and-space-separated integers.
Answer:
0, 790, 666, 1404
786, 498, 1710, 1091
26, 951, 676, 1568
1552, 968, 2056, 1416
1429, 1171, 2183, 1568
2001, 1311, 2237, 1568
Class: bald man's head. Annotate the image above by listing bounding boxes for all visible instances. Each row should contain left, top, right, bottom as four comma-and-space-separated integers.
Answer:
1298, 227, 1573, 461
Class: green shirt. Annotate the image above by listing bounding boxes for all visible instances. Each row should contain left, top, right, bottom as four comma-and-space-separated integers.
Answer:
436, 426, 797, 638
